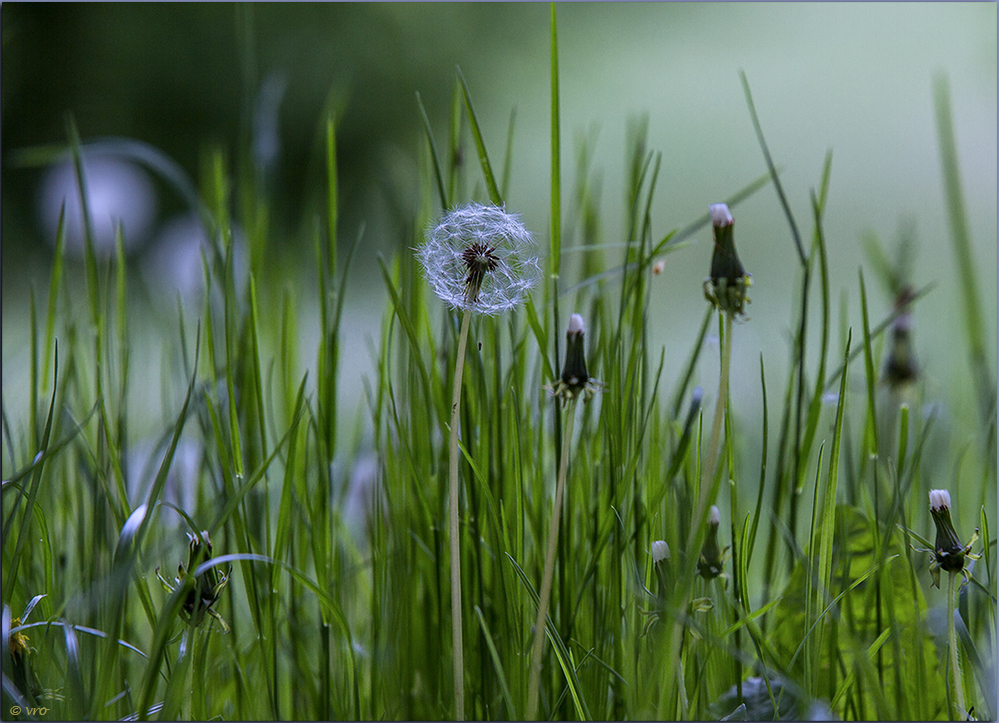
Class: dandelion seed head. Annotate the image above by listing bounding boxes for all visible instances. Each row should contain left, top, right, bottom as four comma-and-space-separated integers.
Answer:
568, 313, 585, 335
417, 203, 541, 315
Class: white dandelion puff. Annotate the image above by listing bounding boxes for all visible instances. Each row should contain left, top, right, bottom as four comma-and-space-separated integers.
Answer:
417, 202, 541, 316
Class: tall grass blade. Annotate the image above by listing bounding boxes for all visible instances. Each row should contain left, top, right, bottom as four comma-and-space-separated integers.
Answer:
739, 71, 804, 267
456, 66, 503, 206
3, 344, 58, 598
474, 605, 516, 718
549, 2, 562, 280
932, 74, 995, 426
416, 91, 450, 210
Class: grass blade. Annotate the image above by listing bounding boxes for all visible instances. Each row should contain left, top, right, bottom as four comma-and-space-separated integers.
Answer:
474, 605, 516, 718
416, 91, 449, 210
933, 74, 995, 426
739, 70, 805, 266
457, 66, 503, 206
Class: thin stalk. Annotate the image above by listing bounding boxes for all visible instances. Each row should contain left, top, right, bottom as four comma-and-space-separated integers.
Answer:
700, 312, 734, 536
947, 571, 966, 719
449, 308, 473, 721
661, 311, 733, 718
526, 396, 578, 721
676, 634, 690, 719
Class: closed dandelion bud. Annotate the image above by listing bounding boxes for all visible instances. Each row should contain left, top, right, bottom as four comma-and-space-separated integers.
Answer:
883, 287, 919, 388
547, 313, 603, 404
704, 203, 752, 318
698, 505, 725, 579
929, 490, 965, 573
417, 203, 541, 315
186, 531, 216, 617
923, 489, 980, 589
561, 313, 589, 390
651, 539, 671, 564
157, 530, 232, 632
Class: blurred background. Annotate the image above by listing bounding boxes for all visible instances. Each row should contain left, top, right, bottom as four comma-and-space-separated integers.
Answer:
2, 3, 996, 441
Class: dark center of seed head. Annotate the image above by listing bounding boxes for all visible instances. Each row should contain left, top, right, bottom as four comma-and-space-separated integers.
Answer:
462, 242, 500, 302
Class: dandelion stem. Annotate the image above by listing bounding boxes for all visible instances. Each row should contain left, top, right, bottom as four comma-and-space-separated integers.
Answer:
449, 308, 472, 721
947, 570, 966, 719
661, 311, 733, 717
701, 312, 733, 520
526, 396, 578, 721
676, 630, 690, 719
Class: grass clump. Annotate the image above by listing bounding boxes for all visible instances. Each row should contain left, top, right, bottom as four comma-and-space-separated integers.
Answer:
2, 9, 995, 723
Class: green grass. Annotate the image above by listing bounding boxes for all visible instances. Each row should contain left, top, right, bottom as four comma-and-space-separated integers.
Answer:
2, 9, 996, 722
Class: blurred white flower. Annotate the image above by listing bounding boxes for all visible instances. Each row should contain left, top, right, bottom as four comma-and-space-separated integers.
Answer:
38, 154, 158, 256
417, 203, 540, 316
329, 451, 384, 547
651, 539, 671, 563
126, 436, 202, 513
253, 71, 288, 187
143, 213, 248, 308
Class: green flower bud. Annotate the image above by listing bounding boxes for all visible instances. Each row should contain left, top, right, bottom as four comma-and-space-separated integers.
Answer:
929, 490, 965, 573
561, 313, 589, 391
704, 203, 752, 318
883, 287, 919, 388
698, 505, 725, 580
546, 313, 603, 405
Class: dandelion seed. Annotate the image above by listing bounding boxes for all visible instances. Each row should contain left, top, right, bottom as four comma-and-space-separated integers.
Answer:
417, 203, 541, 316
